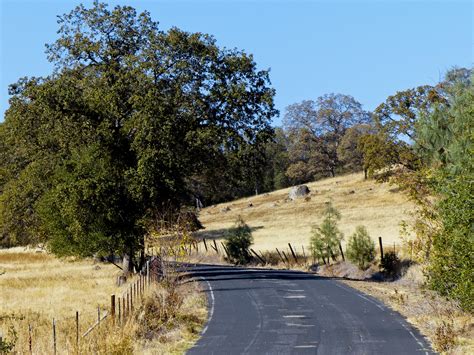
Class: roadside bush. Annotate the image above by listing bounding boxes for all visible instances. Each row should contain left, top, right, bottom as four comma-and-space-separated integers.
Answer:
224, 216, 253, 264
380, 251, 401, 279
346, 226, 375, 269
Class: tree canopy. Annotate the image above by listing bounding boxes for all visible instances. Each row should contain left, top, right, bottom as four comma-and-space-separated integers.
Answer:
283, 94, 371, 180
0, 2, 276, 266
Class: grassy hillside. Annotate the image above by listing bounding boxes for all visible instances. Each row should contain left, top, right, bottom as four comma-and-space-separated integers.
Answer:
197, 172, 414, 252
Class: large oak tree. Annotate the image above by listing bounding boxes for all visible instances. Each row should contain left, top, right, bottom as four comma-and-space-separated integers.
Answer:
0, 2, 276, 272
283, 94, 370, 179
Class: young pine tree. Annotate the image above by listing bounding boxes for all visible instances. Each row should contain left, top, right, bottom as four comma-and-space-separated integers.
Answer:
310, 202, 343, 264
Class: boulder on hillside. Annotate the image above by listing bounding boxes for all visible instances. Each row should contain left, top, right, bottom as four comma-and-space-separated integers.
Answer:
288, 185, 310, 200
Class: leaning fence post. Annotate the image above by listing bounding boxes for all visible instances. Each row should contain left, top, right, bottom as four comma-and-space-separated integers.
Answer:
203, 238, 208, 252
275, 248, 285, 264
338, 242, 345, 261
379, 237, 384, 261
213, 239, 219, 254
52, 318, 57, 355
111, 295, 116, 326
75, 311, 79, 349
250, 248, 266, 264
221, 242, 230, 259
288, 243, 298, 263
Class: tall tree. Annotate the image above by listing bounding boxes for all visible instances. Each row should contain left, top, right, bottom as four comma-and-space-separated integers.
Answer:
415, 74, 473, 311
0, 2, 276, 272
283, 94, 371, 178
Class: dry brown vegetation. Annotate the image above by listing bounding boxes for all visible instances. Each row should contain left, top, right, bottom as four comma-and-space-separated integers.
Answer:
0, 247, 206, 354
197, 172, 414, 251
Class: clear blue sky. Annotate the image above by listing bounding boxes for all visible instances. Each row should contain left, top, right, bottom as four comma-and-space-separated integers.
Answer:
1, 0, 472, 125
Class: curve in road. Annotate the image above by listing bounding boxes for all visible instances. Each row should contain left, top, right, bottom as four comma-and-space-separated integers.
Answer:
186, 264, 434, 355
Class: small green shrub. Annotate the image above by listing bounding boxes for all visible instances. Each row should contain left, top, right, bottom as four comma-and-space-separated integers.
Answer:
0, 326, 17, 354
346, 226, 375, 269
225, 216, 253, 264
380, 251, 401, 278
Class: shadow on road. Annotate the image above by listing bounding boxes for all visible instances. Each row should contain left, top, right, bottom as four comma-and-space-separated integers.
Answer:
179, 264, 327, 284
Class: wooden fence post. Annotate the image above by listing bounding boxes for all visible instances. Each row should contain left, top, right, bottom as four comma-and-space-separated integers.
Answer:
139, 276, 142, 297
29, 324, 32, 354
52, 318, 56, 355
250, 249, 266, 264
111, 295, 116, 326
339, 242, 345, 261
75, 311, 79, 349
221, 242, 230, 259
124, 295, 127, 319
213, 240, 219, 254
288, 243, 298, 263
203, 238, 208, 252
130, 286, 134, 312
97, 305, 101, 328
379, 237, 384, 261
118, 297, 121, 326
275, 248, 285, 264
146, 260, 150, 286
281, 250, 290, 265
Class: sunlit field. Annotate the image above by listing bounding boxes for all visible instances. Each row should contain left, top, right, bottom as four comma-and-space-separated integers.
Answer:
197, 172, 415, 251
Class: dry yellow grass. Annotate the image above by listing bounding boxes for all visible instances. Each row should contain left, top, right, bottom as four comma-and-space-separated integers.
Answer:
0, 247, 122, 319
0, 247, 207, 354
197, 172, 414, 251
0, 247, 126, 353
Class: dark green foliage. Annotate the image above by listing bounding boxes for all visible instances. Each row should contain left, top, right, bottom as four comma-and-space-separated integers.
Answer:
224, 217, 253, 264
417, 74, 473, 312
346, 226, 375, 269
379, 251, 401, 279
310, 202, 343, 264
0, 326, 17, 353
0, 2, 276, 263
337, 124, 374, 177
284, 94, 371, 180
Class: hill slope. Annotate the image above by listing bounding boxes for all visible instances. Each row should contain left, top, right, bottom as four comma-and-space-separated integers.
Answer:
196, 172, 414, 252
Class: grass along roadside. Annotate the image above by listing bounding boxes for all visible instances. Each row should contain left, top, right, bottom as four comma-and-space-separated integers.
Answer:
0, 247, 207, 354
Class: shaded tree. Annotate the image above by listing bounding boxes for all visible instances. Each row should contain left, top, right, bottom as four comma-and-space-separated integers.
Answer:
337, 123, 374, 178
0, 2, 276, 273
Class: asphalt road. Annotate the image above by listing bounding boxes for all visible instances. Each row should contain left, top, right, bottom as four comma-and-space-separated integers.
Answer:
185, 264, 434, 355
